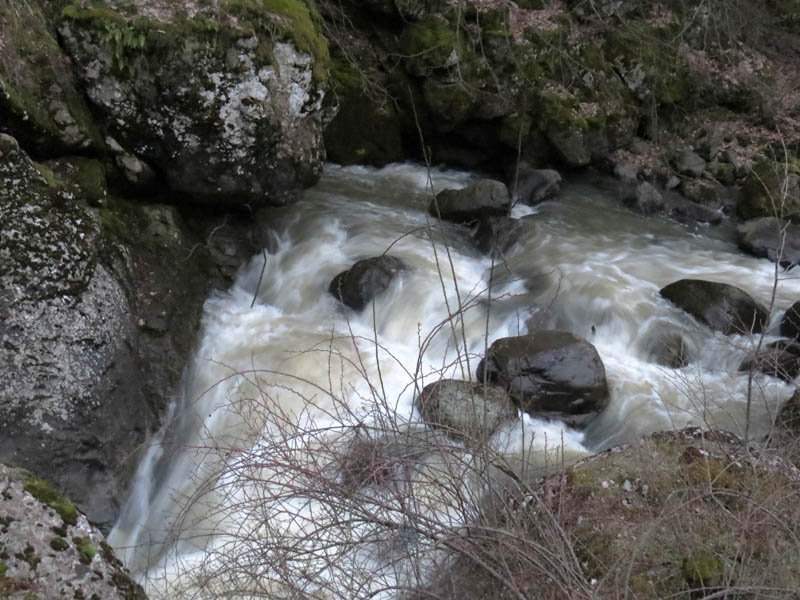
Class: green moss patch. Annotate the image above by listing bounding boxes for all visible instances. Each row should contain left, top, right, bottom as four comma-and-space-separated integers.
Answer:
21, 471, 78, 527
0, 2, 101, 154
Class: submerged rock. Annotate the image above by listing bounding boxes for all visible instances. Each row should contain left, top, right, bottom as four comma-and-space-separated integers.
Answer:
430, 179, 511, 224
476, 331, 609, 427
660, 279, 768, 335
738, 217, 800, 267
329, 255, 405, 310
474, 216, 524, 258
416, 380, 517, 440
648, 332, 691, 368
0, 464, 146, 599
58, 1, 330, 205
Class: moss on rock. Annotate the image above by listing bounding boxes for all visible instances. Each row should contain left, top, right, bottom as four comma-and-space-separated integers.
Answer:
737, 160, 800, 220
0, 1, 101, 155
20, 472, 78, 527
324, 58, 405, 165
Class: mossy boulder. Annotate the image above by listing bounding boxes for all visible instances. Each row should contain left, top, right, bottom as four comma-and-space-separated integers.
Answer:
0, 1, 102, 155
58, 0, 331, 205
324, 58, 405, 166
736, 160, 800, 220
416, 379, 517, 441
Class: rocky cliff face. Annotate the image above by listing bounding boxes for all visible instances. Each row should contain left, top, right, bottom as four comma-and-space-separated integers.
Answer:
0, 0, 331, 527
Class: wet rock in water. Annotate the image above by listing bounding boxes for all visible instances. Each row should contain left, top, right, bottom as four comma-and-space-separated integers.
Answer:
0, 464, 146, 599
625, 181, 665, 215
660, 279, 768, 335
510, 164, 562, 205
430, 179, 510, 224
329, 255, 405, 310
476, 331, 609, 427
780, 300, 800, 339
738, 217, 800, 267
740, 340, 800, 382
649, 333, 691, 368
416, 380, 517, 440
666, 193, 723, 225
474, 216, 524, 258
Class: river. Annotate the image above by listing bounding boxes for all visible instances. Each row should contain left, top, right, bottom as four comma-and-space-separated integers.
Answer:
109, 163, 799, 599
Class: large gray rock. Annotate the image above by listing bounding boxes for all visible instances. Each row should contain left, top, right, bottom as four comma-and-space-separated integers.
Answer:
0, 134, 209, 527
329, 255, 405, 311
0, 464, 146, 599
625, 181, 665, 215
58, 2, 329, 205
476, 331, 609, 427
738, 217, 800, 267
660, 279, 768, 335
416, 380, 517, 440
430, 179, 511, 224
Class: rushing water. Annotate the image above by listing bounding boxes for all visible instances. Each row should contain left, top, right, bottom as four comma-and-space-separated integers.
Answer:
110, 163, 800, 598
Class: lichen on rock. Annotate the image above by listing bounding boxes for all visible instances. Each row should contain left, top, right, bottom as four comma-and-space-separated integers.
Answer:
58, 0, 331, 205
0, 464, 147, 599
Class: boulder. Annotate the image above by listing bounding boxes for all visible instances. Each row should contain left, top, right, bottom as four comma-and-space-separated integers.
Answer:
476, 331, 609, 427
660, 279, 768, 335
510, 165, 562, 205
329, 255, 405, 310
737, 217, 800, 267
736, 161, 800, 221
625, 181, 665, 215
416, 380, 517, 440
0, 465, 146, 599
675, 149, 706, 178
0, 134, 210, 527
58, 1, 330, 205
430, 179, 511, 224
474, 216, 524, 258
740, 340, 800, 382
780, 300, 800, 339
681, 179, 729, 208
667, 195, 723, 225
